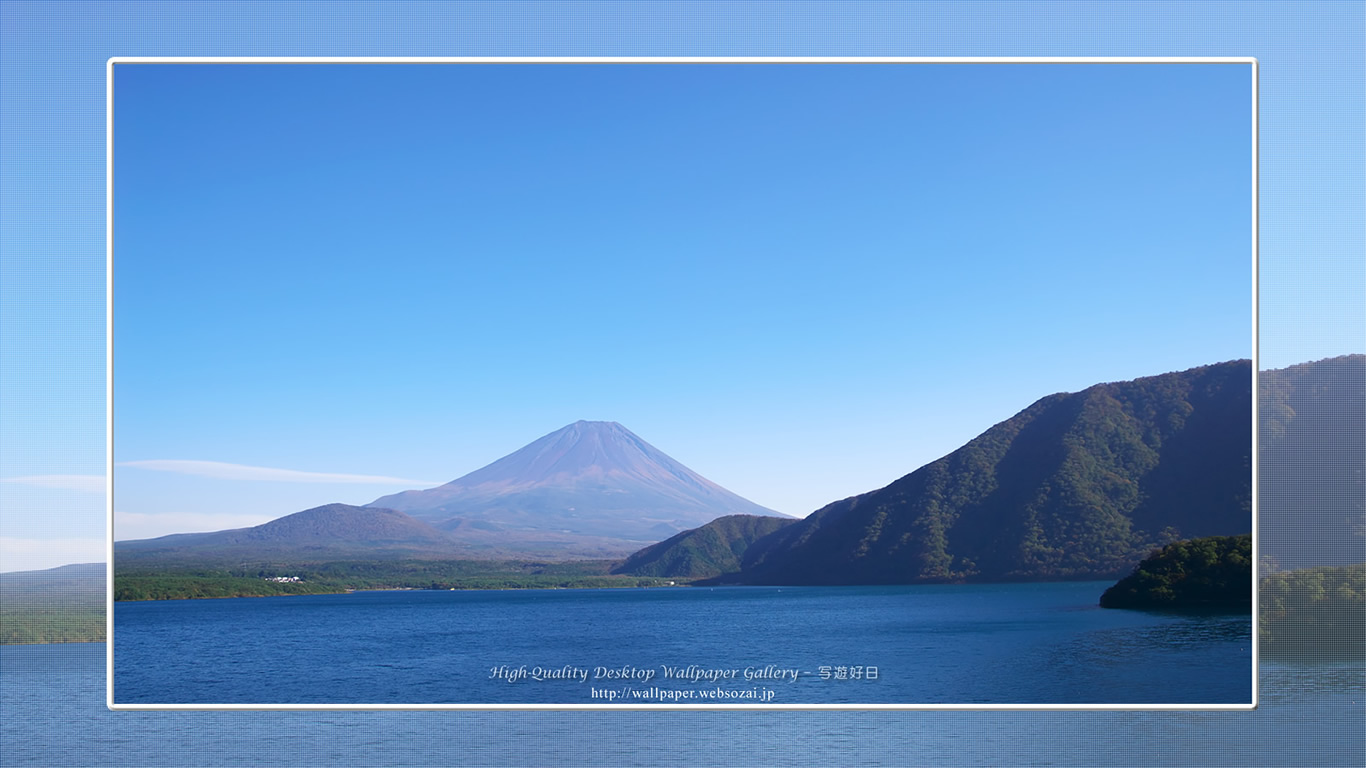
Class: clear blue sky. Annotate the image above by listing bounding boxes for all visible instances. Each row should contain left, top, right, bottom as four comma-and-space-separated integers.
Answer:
6, 0, 1363, 573
103, 61, 1253, 539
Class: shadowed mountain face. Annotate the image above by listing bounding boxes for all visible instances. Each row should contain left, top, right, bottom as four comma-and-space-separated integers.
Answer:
612, 514, 798, 579
1259, 354, 1366, 570
369, 421, 786, 544
736, 360, 1255, 585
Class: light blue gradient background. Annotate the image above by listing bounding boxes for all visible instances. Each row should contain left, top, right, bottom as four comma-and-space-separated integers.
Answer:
1, 1, 1361, 765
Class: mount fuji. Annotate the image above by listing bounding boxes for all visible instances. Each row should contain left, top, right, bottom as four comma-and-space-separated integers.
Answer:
368, 421, 788, 551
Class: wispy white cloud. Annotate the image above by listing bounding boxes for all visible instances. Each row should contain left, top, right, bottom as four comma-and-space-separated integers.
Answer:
113, 510, 279, 541
0, 475, 106, 493
117, 460, 439, 486
0, 537, 106, 573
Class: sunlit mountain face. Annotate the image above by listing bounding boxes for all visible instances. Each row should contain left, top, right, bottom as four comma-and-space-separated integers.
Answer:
369, 420, 787, 544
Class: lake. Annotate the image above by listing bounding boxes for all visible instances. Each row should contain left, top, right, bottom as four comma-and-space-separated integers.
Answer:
112, 582, 1251, 705
3, 644, 1362, 766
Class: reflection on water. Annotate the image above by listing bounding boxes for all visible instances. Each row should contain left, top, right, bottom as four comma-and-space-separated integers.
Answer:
112, 584, 1251, 705
1070, 615, 1252, 661
1021, 612, 1253, 704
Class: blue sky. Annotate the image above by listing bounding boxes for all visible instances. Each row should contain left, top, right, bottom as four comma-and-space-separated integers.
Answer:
0, 2, 1361, 575
97, 61, 1254, 541
2, 3, 1363, 764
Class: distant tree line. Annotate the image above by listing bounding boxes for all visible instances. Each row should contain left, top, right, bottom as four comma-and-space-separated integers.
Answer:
111, 559, 674, 602
1260, 563, 1364, 657
6, 552, 1362, 654
0, 606, 104, 644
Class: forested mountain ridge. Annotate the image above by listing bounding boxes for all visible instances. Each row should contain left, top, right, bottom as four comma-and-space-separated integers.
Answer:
612, 514, 797, 579
738, 360, 1252, 585
1259, 354, 1365, 569
1, 564, 105, 643
1260, 563, 1364, 657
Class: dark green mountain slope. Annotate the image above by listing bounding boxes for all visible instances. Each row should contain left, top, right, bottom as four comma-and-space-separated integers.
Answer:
740, 360, 1252, 585
1099, 534, 1252, 609
1260, 563, 1365, 657
612, 514, 798, 579
1260, 354, 1366, 569
1, 563, 105, 644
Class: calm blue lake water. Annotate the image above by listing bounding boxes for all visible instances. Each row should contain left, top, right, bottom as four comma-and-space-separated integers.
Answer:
3, 644, 1362, 766
112, 583, 1251, 705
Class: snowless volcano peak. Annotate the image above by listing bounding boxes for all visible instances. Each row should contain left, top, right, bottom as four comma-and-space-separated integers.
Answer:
368, 421, 788, 542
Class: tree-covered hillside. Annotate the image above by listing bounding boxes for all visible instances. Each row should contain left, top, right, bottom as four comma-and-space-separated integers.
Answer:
740, 360, 1252, 585
612, 514, 797, 579
1099, 534, 1252, 609
1260, 563, 1364, 657
1, 564, 105, 644
1260, 354, 1366, 570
